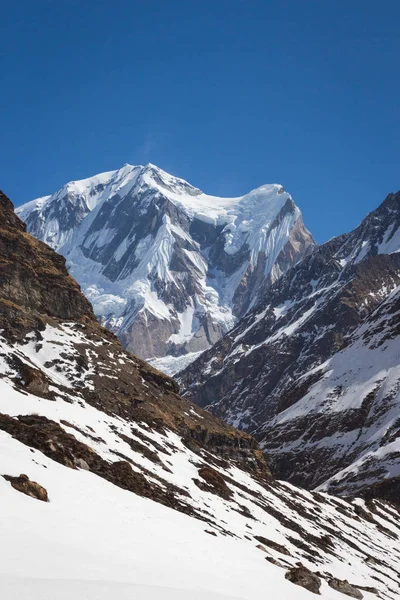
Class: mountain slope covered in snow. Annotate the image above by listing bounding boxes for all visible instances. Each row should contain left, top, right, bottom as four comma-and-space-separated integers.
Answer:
17, 164, 314, 372
179, 191, 400, 501
2, 190, 400, 599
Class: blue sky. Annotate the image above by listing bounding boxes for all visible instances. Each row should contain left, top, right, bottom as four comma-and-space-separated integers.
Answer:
1, 0, 399, 242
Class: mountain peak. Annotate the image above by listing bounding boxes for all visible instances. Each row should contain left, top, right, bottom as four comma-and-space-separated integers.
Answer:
142, 161, 159, 170
17, 167, 314, 370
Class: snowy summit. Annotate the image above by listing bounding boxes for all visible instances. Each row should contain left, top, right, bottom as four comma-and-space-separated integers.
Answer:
17, 164, 314, 374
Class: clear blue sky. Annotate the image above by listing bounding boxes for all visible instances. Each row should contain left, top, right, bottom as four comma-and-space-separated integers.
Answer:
1, 0, 399, 242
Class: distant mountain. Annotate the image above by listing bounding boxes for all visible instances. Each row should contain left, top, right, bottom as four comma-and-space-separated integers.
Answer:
2, 189, 400, 600
179, 191, 400, 502
17, 164, 314, 373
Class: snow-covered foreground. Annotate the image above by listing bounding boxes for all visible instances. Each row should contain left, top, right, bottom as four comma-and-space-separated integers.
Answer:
1, 323, 400, 600
0, 433, 387, 600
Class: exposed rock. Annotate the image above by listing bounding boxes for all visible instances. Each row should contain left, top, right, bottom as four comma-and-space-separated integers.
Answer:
17, 362, 50, 396
328, 578, 363, 599
0, 190, 98, 342
0, 412, 194, 516
204, 530, 217, 537
74, 458, 90, 470
285, 565, 321, 594
355, 585, 379, 595
194, 465, 233, 499
3, 473, 49, 502
254, 535, 290, 556
360, 475, 400, 507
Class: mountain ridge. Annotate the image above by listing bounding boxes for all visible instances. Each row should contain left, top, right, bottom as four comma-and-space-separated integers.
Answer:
179, 190, 400, 503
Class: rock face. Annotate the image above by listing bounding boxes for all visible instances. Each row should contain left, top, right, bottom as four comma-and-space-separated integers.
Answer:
0, 190, 95, 341
179, 191, 400, 501
16, 164, 314, 372
1, 190, 400, 600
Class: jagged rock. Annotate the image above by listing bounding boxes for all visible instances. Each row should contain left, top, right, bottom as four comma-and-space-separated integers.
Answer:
354, 505, 374, 522
356, 585, 379, 595
328, 578, 363, 599
0, 412, 193, 514
285, 565, 321, 594
3, 474, 49, 502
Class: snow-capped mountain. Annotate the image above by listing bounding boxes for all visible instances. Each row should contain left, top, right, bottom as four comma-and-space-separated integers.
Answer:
17, 164, 314, 373
179, 191, 400, 501
2, 190, 400, 600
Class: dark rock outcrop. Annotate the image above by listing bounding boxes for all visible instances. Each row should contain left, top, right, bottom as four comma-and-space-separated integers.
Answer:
0, 190, 97, 341
16, 362, 50, 396
254, 535, 290, 556
194, 465, 233, 499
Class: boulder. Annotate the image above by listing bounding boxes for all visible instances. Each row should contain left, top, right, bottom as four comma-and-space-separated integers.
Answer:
19, 364, 50, 395
285, 566, 321, 595
195, 466, 233, 499
3, 473, 49, 502
328, 578, 363, 599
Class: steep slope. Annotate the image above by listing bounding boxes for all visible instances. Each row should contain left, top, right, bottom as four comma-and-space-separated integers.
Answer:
2, 190, 400, 599
17, 164, 314, 372
179, 191, 400, 500
270, 285, 400, 500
